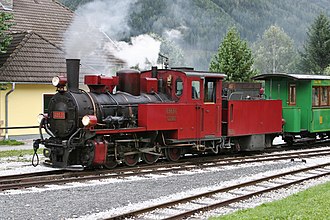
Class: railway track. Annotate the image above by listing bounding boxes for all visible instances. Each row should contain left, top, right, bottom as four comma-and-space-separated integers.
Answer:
1, 148, 330, 192
106, 162, 330, 220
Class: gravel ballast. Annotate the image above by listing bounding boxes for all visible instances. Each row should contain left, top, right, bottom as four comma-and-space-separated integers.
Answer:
1, 155, 330, 219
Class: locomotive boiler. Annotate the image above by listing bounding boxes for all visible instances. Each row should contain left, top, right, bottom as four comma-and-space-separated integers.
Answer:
34, 59, 283, 170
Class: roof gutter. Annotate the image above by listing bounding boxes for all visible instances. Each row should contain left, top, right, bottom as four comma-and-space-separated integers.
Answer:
5, 83, 15, 140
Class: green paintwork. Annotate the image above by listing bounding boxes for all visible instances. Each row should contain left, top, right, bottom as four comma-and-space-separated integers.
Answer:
282, 107, 301, 132
312, 80, 330, 86
264, 77, 330, 134
311, 109, 330, 132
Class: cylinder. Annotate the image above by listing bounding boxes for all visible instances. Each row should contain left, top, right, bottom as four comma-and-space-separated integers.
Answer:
116, 69, 140, 96
66, 59, 80, 92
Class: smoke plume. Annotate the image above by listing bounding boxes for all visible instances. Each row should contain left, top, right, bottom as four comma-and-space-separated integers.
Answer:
64, 0, 161, 75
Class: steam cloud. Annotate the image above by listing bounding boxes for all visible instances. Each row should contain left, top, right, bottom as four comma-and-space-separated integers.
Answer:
108, 35, 161, 69
64, 0, 161, 74
64, 0, 224, 73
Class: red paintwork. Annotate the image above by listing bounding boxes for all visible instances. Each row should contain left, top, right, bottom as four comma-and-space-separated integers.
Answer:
56, 76, 67, 87
85, 115, 97, 128
93, 141, 107, 164
141, 77, 158, 93
84, 75, 118, 93
84, 75, 99, 84
138, 69, 224, 140
52, 111, 65, 119
226, 100, 282, 136
117, 69, 140, 95
141, 70, 189, 102
88, 69, 281, 144
92, 127, 147, 134
138, 103, 222, 139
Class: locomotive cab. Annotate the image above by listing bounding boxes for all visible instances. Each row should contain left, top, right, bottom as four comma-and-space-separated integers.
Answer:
139, 69, 225, 140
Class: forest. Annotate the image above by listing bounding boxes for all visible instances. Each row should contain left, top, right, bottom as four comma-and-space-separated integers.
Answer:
59, 0, 330, 72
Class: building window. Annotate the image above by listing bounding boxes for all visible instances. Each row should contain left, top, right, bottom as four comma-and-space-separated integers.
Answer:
43, 94, 54, 113
312, 87, 320, 107
192, 81, 200, 99
288, 84, 296, 105
321, 87, 328, 106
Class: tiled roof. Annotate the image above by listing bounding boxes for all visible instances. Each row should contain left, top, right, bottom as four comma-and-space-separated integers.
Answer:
0, 31, 66, 83
0, 0, 125, 83
0, 31, 123, 83
0, 0, 73, 46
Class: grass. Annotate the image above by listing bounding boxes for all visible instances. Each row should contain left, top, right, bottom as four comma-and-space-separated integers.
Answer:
211, 181, 330, 220
0, 139, 24, 146
0, 149, 38, 158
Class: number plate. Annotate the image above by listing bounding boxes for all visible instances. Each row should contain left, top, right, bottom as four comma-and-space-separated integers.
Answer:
53, 111, 65, 119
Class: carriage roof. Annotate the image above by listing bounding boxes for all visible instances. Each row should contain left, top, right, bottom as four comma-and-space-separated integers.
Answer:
252, 73, 330, 81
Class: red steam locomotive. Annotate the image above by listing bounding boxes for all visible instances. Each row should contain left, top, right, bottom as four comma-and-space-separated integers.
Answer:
33, 59, 282, 170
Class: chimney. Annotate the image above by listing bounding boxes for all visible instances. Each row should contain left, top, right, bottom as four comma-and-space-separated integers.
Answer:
66, 59, 80, 93
151, 66, 158, 78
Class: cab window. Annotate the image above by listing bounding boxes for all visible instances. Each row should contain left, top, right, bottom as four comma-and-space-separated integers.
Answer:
204, 80, 216, 102
175, 78, 183, 96
192, 81, 200, 99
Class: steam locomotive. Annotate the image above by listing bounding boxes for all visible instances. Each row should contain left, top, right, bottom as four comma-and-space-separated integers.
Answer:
33, 59, 283, 170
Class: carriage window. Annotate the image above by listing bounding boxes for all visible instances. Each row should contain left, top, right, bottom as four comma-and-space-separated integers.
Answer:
312, 87, 320, 107
192, 81, 200, 99
175, 78, 183, 96
321, 87, 328, 106
204, 80, 216, 102
288, 84, 296, 105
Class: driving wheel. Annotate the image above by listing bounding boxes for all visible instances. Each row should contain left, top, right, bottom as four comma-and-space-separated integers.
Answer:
165, 147, 181, 162
141, 153, 159, 164
124, 154, 139, 166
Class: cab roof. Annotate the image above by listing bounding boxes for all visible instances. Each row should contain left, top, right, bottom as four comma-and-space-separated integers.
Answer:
184, 71, 226, 79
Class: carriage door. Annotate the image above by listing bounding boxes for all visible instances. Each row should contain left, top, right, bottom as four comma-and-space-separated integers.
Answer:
201, 78, 217, 137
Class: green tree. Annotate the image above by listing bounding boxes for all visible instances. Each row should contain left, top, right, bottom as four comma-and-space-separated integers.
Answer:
209, 27, 256, 82
0, 12, 13, 53
253, 25, 296, 74
299, 13, 330, 74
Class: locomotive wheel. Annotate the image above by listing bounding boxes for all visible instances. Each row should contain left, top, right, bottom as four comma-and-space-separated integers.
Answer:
104, 155, 117, 169
141, 153, 159, 164
165, 147, 181, 162
124, 154, 139, 166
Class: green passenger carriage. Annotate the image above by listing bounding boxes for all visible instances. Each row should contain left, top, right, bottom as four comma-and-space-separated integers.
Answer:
253, 73, 330, 144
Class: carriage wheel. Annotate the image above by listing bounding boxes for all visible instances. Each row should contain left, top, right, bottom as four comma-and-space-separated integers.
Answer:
104, 154, 117, 169
124, 154, 139, 166
284, 136, 294, 146
165, 148, 181, 162
141, 153, 159, 164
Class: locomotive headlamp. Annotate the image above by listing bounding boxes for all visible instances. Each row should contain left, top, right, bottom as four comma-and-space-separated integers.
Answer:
52, 76, 67, 88
82, 115, 97, 127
